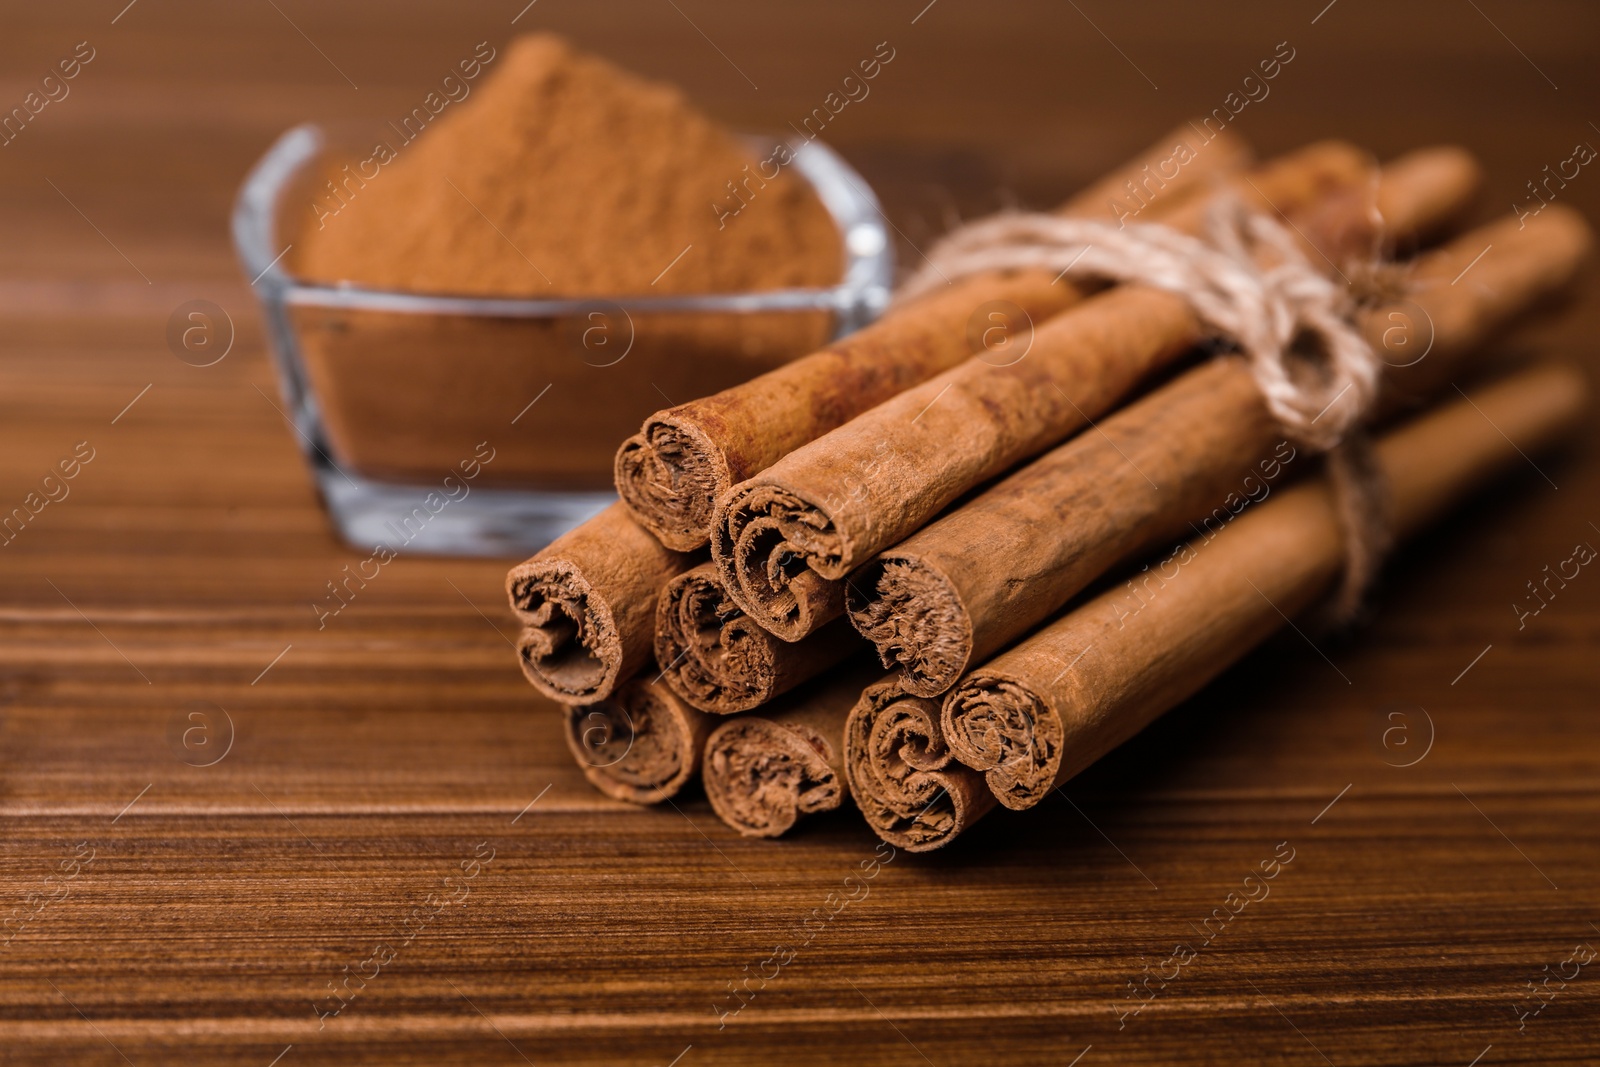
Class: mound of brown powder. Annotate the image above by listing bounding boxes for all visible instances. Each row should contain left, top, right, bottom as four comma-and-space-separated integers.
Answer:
296, 34, 842, 296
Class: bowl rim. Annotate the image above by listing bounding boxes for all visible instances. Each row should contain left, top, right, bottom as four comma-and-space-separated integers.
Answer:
231, 123, 895, 318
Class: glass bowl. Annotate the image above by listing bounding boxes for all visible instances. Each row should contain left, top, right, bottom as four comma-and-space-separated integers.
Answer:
232, 123, 893, 556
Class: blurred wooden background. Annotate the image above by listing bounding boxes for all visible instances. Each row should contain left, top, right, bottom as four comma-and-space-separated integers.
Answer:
1, 1, 1597, 1063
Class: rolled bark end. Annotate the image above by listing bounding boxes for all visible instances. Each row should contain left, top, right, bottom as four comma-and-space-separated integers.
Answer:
562, 679, 709, 804
506, 503, 693, 705
845, 683, 997, 852
703, 717, 842, 837
654, 564, 779, 713
510, 562, 621, 705
714, 483, 846, 642
941, 674, 1062, 810
614, 417, 727, 552
846, 556, 973, 698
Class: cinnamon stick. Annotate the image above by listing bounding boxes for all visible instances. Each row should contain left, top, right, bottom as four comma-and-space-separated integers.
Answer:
562, 674, 715, 804
843, 679, 997, 852
506, 503, 697, 705
1284, 144, 1484, 269
1372, 145, 1483, 246
713, 147, 1481, 642
614, 122, 1258, 550
701, 660, 885, 837
1381, 204, 1593, 405
846, 206, 1592, 695
942, 362, 1589, 810
655, 561, 861, 714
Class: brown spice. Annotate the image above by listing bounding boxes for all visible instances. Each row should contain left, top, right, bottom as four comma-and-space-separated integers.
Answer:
562, 676, 715, 804
709, 144, 1481, 643
297, 34, 841, 296
843, 679, 996, 852
506, 503, 698, 706
654, 561, 860, 714
615, 123, 1256, 549
700, 659, 886, 838
940, 363, 1589, 813
845, 204, 1591, 697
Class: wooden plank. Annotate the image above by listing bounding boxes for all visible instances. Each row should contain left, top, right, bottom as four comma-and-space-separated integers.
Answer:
2, 1, 1598, 1063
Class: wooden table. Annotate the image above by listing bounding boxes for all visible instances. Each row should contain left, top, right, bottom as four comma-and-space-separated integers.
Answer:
3, 2, 1597, 1063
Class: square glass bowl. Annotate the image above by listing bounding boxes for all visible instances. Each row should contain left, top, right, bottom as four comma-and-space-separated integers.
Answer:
232, 124, 893, 556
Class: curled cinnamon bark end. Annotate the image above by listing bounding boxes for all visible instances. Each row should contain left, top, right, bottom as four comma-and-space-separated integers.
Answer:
846, 556, 974, 698
562, 678, 712, 804
655, 562, 860, 714
703, 717, 842, 837
845, 681, 997, 852
654, 563, 773, 712
614, 417, 727, 552
505, 503, 696, 705
510, 562, 623, 706
713, 483, 848, 642
941, 673, 1063, 811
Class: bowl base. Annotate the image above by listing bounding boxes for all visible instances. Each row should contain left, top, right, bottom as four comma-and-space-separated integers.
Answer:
315, 460, 611, 558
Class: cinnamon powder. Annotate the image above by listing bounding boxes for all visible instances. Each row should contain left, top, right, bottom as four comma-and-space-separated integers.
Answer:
297, 34, 841, 295
286, 34, 847, 494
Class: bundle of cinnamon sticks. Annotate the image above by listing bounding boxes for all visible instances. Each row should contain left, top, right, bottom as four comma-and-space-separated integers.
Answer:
507, 121, 1592, 850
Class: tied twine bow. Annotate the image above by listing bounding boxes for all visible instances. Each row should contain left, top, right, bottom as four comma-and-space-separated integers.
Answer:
895, 195, 1393, 620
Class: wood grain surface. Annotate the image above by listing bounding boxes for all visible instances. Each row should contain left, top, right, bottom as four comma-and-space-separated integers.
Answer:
2, 1, 1598, 1063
